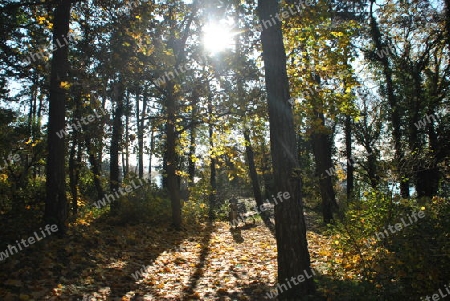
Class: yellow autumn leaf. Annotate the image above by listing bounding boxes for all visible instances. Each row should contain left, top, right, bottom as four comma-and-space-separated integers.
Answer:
60, 81, 71, 89
37, 16, 46, 24
331, 31, 344, 37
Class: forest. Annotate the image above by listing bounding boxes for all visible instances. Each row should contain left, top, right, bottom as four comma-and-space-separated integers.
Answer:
0, 0, 449, 300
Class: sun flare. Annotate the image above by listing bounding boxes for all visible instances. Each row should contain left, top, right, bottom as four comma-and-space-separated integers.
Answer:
202, 21, 236, 54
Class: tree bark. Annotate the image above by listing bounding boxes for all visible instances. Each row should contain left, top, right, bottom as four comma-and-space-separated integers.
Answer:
124, 91, 130, 179
257, 0, 315, 298
148, 124, 154, 185
166, 81, 182, 229
44, 0, 71, 235
110, 81, 124, 213
138, 90, 147, 179
311, 111, 338, 224
69, 86, 82, 216
85, 137, 104, 201
188, 96, 198, 185
207, 93, 217, 220
261, 142, 274, 199
345, 115, 354, 201
244, 129, 275, 231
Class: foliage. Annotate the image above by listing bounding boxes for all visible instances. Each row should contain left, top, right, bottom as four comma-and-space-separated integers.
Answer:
107, 181, 171, 225
183, 178, 210, 223
327, 192, 450, 299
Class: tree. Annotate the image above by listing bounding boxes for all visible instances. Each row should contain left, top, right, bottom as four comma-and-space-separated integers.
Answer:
44, 0, 72, 235
257, 0, 315, 298
283, 0, 359, 223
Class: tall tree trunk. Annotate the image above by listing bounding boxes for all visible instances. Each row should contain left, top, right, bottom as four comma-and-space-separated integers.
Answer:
35, 91, 43, 178
188, 126, 196, 184
416, 110, 440, 197
207, 93, 217, 220
69, 137, 82, 216
345, 115, 354, 201
164, 0, 197, 229
261, 142, 273, 199
44, 0, 71, 235
244, 129, 274, 230
166, 81, 182, 229
243, 129, 263, 209
124, 91, 130, 179
188, 95, 198, 185
85, 137, 104, 201
69, 86, 82, 216
110, 81, 124, 213
162, 143, 168, 189
97, 93, 107, 175
365, 145, 379, 189
257, 0, 315, 298
445, 0, 450, 51
148, 124, 154, 185
311, 112, 338, 224
138, 91, 147, 179
419, 67, 442, 197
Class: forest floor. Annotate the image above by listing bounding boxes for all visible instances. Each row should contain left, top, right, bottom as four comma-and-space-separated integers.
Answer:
0, 206, 376, 301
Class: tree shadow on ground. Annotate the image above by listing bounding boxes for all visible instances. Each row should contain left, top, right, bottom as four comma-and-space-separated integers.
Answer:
213, 272, 382, 301
0, 205, 196, 300
180, 219, 216, 300
72, 212, 197, 300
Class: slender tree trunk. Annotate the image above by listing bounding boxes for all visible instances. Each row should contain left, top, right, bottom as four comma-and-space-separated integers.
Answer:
345, 115, 354, 201
44, 0, 71, 235
419, 71, 442, 197
69, 138, 82, 216
138, 91, 147, 179
98, 95, 106, 174
445, 0, 450, 51
261, 142, 273, 199
69, 87, 82, 216
148, 125, 154, 185
188, 95, 198, 185
166, 81, 182, 229
124, 91, 130, 179
244, 129, 274, 230
417, 110, 440, 197
365, 145, 379, 189
188, 127, 196, 184
36, 91, 43, 177
257, 0, 315, 297
207, 93, 217, 220
68, 140, 77, 215
243, 130, 265, 210
162, 143, 168, 189
85, 137, 104, 201
110, 81, 124, 213
311, 111, 338, 223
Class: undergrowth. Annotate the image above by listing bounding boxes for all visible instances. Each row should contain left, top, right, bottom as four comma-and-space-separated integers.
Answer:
326, 191, 450, 300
